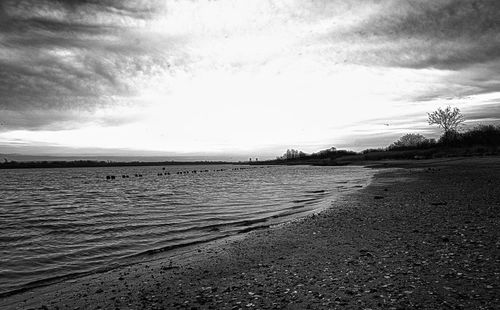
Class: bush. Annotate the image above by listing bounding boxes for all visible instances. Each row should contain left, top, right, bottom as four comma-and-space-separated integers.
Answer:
361, 148, 385, 154
438, 130, 462, 146
278, 149, 307, 160
459, 125, 500, 147
388, 133, 436, 150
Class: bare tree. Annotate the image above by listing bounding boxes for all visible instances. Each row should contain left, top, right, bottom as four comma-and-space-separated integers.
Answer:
428, 106, 465, 133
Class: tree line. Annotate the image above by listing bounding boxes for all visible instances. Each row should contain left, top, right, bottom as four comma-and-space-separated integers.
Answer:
275, 106, 500, 163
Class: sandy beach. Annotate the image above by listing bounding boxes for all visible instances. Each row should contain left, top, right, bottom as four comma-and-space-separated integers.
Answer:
2, 157, 499, 309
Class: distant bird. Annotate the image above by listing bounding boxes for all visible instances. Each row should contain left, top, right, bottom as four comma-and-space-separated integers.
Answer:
384, 123, 390, 126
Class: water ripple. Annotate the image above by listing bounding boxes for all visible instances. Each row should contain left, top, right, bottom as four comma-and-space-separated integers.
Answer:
0, 164, 372, 296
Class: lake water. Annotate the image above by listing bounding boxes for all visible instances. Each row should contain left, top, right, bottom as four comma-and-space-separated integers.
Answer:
0, 164, 373, 296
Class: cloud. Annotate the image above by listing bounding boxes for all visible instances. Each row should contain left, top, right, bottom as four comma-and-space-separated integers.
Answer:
1, 0, 499, 154
1, 0, 164, 23
316, 0, 500, 108
326, 0, 500, 70
0, 0, 180, 130
463, 102, 500, 124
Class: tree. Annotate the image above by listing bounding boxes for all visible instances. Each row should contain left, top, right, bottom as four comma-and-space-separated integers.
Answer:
279, 149, 306, 160
428, 106, 465, 133
315, 147, 337, 156
389, 133, 429, 149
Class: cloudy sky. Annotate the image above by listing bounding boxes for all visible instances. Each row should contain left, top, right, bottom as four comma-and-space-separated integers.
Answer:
0, 0, 499, 159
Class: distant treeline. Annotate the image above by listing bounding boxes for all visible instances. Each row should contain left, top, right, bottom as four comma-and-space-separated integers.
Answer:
3, 125, 499, 169
261, 147, 357, 165
259, 124, 500, 165
355, 124, 500, 162
0, 160, 235, 170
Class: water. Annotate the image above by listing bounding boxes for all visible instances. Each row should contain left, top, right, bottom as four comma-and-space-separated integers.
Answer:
0, 164, 373, 296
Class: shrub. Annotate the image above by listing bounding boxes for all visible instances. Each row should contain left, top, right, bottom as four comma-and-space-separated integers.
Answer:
361, 148, 385, 154
459, 124, 500, 147
388, 133, 435, 150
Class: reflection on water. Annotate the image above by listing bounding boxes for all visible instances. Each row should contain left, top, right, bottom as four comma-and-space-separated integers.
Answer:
0, 164, 372, 295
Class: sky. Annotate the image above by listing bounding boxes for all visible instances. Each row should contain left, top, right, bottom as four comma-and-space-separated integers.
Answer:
0, 0, 499, 159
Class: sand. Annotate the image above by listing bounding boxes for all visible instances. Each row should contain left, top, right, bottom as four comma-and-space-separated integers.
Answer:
1, 157, 499, 309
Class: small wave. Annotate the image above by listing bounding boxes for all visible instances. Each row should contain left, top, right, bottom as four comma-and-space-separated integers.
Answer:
0, 165, 374, 297
305, 190, 326, 193
126, 236, 225, 258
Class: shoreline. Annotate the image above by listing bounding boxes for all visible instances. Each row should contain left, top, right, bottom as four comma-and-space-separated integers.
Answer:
2, 157, 499, 309
0, 165, 374, 300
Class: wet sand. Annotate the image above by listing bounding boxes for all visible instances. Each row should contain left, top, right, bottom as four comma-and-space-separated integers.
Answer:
1, 157, 499, 309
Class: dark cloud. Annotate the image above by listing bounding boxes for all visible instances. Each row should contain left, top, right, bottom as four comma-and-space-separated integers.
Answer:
0, 101, 140, 131
58, 0, 163, 18
0, 55, 128, 111
408, 61, 500, 102
0, 0, 178, 130
463, 103, 500, 124
327, 1, 500, 105
1, 0, 163, 23
372, 1, 500, 40
0, 109, 85, 131
332, 0, 500, 70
